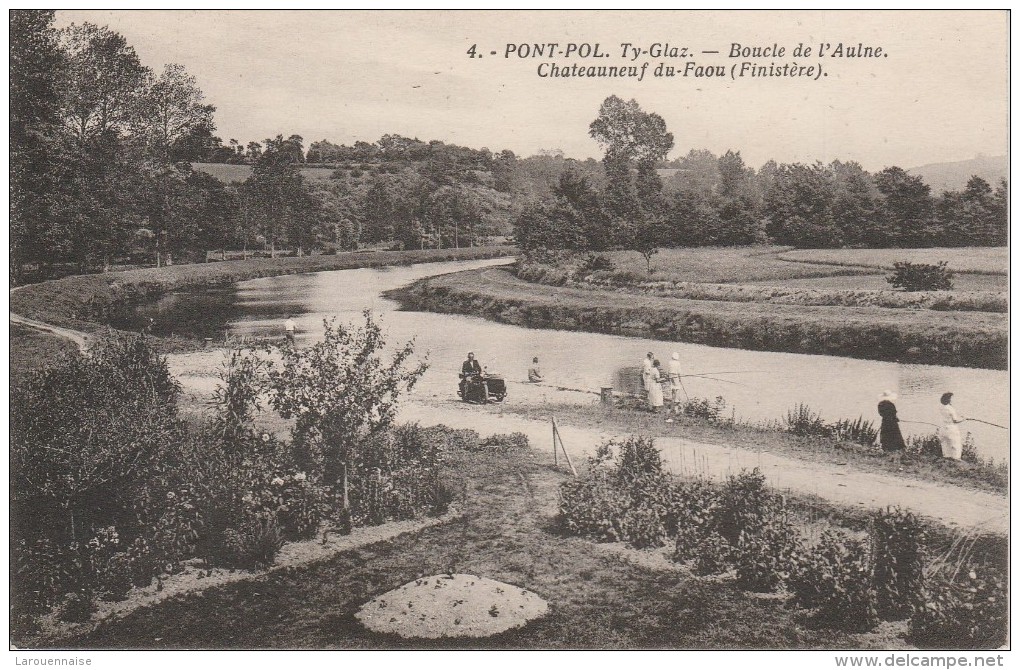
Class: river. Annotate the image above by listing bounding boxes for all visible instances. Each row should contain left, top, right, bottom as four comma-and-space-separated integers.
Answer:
136, 257, 1010, 463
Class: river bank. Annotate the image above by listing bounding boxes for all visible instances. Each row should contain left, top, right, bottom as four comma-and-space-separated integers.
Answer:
389, 266, 1008, 370
10, 247, 514, 338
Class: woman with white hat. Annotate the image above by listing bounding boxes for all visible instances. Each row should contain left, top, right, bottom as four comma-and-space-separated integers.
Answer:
939, 392, 965, 460
667, 352, 683, 416
876, 390, 905, 453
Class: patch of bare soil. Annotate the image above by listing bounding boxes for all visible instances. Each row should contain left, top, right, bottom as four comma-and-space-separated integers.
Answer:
355, 573, 549, 639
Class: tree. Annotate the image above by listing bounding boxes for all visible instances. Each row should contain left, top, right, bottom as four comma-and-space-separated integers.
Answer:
10, 10, 66, 282
136, 63, 215, 163
874, 167, 934, 247
242, 135, 310, 255
267, 314, 428, 503
58, 23, 149, 147
589, 96, 674, 268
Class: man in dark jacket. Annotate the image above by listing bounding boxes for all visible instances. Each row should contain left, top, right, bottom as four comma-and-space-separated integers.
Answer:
460, 352, 483, 398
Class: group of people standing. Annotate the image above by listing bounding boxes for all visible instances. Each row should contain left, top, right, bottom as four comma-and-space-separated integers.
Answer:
641, 351, 685, 421
876, 390, 967, 460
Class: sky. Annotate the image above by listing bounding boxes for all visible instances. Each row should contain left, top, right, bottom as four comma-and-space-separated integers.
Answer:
53, 10, 1009, 172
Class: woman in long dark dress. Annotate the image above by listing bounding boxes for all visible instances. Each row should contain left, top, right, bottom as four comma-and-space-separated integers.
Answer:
876, 390, 906, 452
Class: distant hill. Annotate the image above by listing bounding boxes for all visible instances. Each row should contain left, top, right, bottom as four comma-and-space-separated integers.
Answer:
906, 155, 1007, 194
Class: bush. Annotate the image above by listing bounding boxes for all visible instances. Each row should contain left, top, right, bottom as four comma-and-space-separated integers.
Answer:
887, 261, 954, 292
672, 479, 721, 562
574, 253, 615, 279
731, 508, 798, 592
473, 431, 531, 454
681, 396, 729, 423
558, 438, 679, 548
218, 515, 286, 571
910, 563, 1007, 649
873, 508, 926, 621
347, 422, 450, 527
789, 530, 879, 632
785, 404, 829, 438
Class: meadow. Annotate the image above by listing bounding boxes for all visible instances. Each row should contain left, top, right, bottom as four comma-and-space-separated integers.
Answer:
394, 266, 1007, 369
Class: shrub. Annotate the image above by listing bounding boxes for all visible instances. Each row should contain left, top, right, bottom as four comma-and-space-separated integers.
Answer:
558, 438, 679, 548
347, 422, 449, 527
910, 563, 1007, 649
716, 468, 780, 545
692, 533, 731, 576
219, 515, 286, 571
558, 468, 631, 543
473, 432, 531, 453
574, 253, 615, 279
731, 508, 798, 592
672, 478, 721, 562
887, 261, 954, 292
268, 313, 428, 489
906, 433, 944, 459
828, 416, 878, 446
785, 404, 829, 438
681, 396, 729, 423
789, 530, 879, 632
873, 507, 926, 621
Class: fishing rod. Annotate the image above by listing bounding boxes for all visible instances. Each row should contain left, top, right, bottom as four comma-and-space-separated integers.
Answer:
687, 370, 764, 376
899, 419, 941, 429
679, 374, 748, 387
967, 418, 1008, 430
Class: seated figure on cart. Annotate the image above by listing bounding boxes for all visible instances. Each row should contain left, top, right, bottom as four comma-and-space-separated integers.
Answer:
458, 352, 506, 404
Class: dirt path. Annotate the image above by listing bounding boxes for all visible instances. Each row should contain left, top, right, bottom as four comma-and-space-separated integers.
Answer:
396, 384, 1008, 535
14, 309, 1006, 535
10, 285, 90, 351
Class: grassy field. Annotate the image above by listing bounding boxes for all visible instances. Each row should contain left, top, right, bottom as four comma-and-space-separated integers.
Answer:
393, 267, 1008, 369
37, 438, 925, 650
776, 248, 1008, 275
573, 247, 881, 284
10, 247, 513, 335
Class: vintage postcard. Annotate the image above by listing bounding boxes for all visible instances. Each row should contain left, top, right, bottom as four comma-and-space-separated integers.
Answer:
8, 9, 1010, 664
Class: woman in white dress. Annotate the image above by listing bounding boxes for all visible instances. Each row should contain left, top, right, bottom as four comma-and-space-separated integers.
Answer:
647, 360, 665, 412
939, 392, 965, 460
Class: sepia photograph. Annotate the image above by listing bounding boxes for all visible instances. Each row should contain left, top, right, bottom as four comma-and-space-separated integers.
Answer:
8, 8, 1010, 661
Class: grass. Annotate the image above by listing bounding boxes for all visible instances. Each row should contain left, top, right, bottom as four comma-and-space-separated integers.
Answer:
393, 267, 1008, 369
558, 247, 882, 284
476, 398, 1008, 495
776, 248, 1008, 276
37, 440, 913, 650
9, 247, 514, 339
9, 323, 78, 384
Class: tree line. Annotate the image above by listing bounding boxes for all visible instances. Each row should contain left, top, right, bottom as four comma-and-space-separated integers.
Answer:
514, 96, 1007, 265
10, 12, 516, 283
11, 14, 1006, 284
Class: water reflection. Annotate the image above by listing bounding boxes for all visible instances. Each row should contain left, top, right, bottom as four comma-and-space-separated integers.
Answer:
131, 257, 1011, 463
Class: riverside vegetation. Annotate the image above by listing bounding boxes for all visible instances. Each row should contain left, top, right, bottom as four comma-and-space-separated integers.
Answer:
10, 314, 454, 638
392, 246, 1007, 369
558, 437, 1007, 649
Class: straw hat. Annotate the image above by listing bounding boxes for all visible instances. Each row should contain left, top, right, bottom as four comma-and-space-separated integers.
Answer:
878, 390, 898, 402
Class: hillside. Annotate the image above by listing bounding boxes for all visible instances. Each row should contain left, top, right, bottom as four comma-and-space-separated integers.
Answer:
906, 155, 1007, 193
191, 163, 335, 183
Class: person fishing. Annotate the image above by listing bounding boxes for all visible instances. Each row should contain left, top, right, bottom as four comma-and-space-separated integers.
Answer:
284, 314, 297, 345
647, 359, 665, 413
939, 392, 966, 460
641, 352, 654, 396
876, 390, 906, 454
528, 357, 544, 383
667, 351, 683, 417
